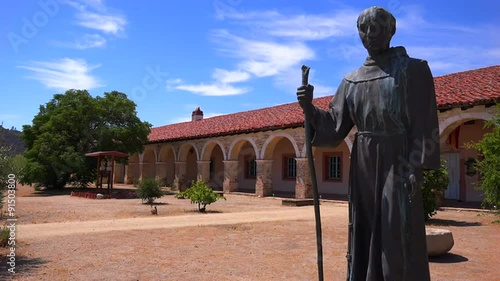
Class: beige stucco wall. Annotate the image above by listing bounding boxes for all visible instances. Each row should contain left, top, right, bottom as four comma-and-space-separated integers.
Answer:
313, 142, 350, 196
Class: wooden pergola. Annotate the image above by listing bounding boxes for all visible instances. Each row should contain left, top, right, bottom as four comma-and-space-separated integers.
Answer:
85, 151, 129, 194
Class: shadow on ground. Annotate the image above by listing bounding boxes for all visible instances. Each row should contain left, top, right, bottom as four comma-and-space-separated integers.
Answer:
0, 255, 46, 279
427, 218, 481, 227
429, 253, 468, 263
185, 209, 223, 214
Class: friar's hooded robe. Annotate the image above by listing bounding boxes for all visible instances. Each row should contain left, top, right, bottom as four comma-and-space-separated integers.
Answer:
309, 46, 440, 281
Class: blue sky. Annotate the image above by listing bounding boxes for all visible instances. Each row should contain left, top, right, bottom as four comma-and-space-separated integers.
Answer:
1, 0, 499, 131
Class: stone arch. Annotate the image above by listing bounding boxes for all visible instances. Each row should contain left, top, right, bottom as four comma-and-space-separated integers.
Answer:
158, 145, 176, 187
228, 138, 259, 193
126, 153, 141, 184
159, 144, 177, 162
177, 143, 198, 185
178, 142, 200, 161
261, 133, 300, 197
260, 132, 300, 160
439, 111, 493, 145
201, 142, 225, 189
201, 140, 227, 161
141, 147, 156, 178
228, 137, 259, 160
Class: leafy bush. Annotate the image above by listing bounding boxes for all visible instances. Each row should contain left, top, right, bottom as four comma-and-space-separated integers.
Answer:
422, 159, 450, 221
0, 226, 10, 247
470, 109, 500, 209
136, 177, 163, 204
176, 180, 226, 212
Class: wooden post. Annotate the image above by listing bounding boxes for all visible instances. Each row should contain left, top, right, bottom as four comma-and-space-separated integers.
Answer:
96, 156, 101, 189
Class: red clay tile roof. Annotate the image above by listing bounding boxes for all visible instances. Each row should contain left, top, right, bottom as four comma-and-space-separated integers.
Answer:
435, 65, 499, 109
148, 65, 499, 143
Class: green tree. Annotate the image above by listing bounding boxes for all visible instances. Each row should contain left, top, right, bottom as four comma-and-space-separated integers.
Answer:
422, 159, 450, 221
0, 146, 12, 210
472, 108, 500, 208
176, 180, 226, 212
21, 90, 151, 189
136, 177, 163, 204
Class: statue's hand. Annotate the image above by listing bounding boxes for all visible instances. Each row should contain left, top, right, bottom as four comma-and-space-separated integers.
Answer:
297, 84, 314, 115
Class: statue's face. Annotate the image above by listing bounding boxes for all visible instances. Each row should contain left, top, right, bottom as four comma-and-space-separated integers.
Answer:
357, 8, 394, 54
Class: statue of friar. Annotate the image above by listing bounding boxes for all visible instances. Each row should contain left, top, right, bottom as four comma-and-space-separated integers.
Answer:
297, 6, 440, 281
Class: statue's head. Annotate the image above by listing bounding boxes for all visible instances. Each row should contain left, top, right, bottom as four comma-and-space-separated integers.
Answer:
357, 6, 396, 55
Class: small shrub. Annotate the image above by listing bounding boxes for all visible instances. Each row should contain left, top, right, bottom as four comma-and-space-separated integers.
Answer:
0, 226, 10, 247
132, 178, 140, 188
176, 180, 226, 212
136, 177, 163, 204
422, 159, 450, 221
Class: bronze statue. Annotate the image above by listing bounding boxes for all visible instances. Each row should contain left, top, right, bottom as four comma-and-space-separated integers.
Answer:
297, 6, 440, 281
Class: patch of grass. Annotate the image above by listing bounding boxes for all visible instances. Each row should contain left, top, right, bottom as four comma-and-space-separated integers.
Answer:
0, 226, 10, 247
492, 219, 500, 224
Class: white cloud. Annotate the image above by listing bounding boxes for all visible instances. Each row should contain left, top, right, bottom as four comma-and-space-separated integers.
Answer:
18, 58, 103, 90
62, 0, 127, 48
212, 68, 250, 83
219, 9, 358, 40
213, 30, 315, 77
55, 33, 106, 49
405, 46, 500, 73
169, 69, 250, 96
175, 83, 249, 96
77, 12, 126, 35
235, 10, 359, 40
274, 68, 335, 97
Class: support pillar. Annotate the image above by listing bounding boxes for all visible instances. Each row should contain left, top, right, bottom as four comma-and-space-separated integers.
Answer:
255, 160, 273, 197
126, 164, 135, 184
295, 157, 312, 199
223, 160, 239, 193
122, 164, 128, 184
174, 161, 187, 191
197, 161, 211, 183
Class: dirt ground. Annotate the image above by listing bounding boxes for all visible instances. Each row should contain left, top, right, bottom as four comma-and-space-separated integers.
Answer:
1, 184, 499, 281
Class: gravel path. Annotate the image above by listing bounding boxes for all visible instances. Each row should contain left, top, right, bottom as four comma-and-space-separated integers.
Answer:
18, 205, 343, 239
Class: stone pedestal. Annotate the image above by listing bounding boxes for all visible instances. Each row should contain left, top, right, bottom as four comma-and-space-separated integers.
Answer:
255, 160, 273, 197
295, 158, 312, 199
223, 160, 239, 193
426, 228, 454, 256
174, 161, 187, 191
197, 161, 211, 183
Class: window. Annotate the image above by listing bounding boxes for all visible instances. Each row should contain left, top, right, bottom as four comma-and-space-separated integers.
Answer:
283, 155, 296, 179
244, 155, 257, 178
324, 152, 342, 181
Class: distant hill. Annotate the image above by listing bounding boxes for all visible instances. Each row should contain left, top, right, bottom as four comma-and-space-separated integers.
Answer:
0, 125, 25, 155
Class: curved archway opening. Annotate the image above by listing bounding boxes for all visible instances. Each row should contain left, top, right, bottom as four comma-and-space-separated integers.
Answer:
207, 144, 224, 190
440, 118, 493, 202
232, 140, 257, 193
158, 146, 176, 187
141, 148, 156, 179
184, 145, 198, 186
264, 136, 297, 198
